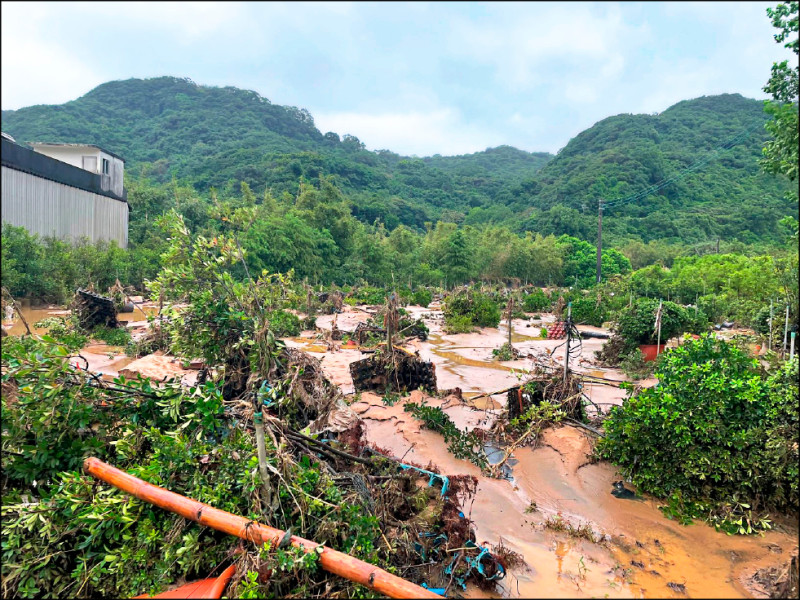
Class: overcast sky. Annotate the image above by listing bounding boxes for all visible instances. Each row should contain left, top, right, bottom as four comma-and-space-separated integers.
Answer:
1, 1, 792, 156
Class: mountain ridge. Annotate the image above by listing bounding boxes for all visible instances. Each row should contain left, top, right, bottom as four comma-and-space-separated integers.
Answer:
2, 77, 795, 245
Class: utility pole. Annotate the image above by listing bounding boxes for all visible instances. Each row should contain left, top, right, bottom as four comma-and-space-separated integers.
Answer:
563, 302, 572, 382
596, 199, 603, 284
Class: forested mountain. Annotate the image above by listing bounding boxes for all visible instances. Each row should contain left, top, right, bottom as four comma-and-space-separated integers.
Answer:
2, 77, 796, 244
503, 94, 796, 245
1, 77, 552, 230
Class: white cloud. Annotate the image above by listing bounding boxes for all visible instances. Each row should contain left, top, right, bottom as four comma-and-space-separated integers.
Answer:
313, 108, 505, 156
447, 3, 648, 96
70, 1, 247, 41
1, 3, 103, 110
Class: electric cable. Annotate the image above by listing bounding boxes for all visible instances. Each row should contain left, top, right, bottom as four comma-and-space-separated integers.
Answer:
600, 121, 764, 211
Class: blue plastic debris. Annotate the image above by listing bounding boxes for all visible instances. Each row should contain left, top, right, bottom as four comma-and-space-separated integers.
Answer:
421, 583, 447, 596
463, 540, 505, 581
398, 463, 449, 496
257, 381, 276, 408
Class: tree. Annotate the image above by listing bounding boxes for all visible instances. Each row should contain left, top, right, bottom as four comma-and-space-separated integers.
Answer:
762, 2, 799, 182
443, 229, 471, 285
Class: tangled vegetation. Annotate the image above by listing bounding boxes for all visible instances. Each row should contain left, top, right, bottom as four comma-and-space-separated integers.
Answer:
2, 211, 506, 598
404, 402, 489, 470
597, 336, 799, 534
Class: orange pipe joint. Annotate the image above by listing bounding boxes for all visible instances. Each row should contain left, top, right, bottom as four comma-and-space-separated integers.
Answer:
83, 457, 441, 599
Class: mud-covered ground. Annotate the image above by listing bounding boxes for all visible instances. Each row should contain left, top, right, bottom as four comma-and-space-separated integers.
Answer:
4, 302, 797, 598
304, 304, 799, 599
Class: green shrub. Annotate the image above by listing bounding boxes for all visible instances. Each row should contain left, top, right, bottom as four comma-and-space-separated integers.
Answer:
444, 314, 474, 334
411, 288, 433, 307
492, 342, 516, 361
570, 296, 608, 327
471, 294, 502, 327
598, 336, 798, 533
32, 316, 88, 351
523, 288, 551, 312
267, 309, 301, 337
618, 348, 653, 380
443, 291, 501, 331
615, 298, 691, 348
348, 286, 387, 305
90, 325, 132, 347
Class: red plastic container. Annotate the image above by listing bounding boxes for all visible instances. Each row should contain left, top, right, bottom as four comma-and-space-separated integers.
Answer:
639, 344, 666, 362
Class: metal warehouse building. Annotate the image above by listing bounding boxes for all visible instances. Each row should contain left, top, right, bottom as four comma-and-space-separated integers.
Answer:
1, 134, 129, 248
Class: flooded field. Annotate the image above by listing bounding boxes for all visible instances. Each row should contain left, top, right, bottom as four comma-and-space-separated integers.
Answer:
4, 302, 796, 598
302, 304, 799, 599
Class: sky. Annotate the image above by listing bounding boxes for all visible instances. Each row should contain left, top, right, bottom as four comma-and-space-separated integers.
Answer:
1, 1, 793, 156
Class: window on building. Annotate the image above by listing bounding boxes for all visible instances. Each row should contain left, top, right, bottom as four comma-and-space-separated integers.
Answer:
102, 158, 110, 175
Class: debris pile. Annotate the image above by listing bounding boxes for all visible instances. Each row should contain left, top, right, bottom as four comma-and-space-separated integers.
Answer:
350, 347, 437, 393
71, 289, 119, 329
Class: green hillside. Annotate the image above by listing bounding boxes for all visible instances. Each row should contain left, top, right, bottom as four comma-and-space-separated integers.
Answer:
500, 94, 796, 245
1, 77, 552, 229
2, 78, 796, 244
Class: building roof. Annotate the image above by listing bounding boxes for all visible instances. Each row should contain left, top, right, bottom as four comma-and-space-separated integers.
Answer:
2, 137, 127, 203
28, 141, 125, 162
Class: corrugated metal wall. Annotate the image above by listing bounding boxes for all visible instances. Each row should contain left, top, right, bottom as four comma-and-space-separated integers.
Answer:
1, 166, 128, 248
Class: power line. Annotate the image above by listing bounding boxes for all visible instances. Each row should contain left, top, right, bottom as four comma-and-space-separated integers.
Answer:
601, 122, 764, 211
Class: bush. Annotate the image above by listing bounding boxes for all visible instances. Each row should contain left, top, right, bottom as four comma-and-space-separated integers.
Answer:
615, 298, 691, 347
32, 316, 88, 352
618, 348, 653, 380
598, 336, 798, 532
443, 291, 501, 331
348, 286, 387, 305
570, 295, 608, 327
411, 288, 432, 307
90, 325, 132, 347
471, 294, 502, 327
523, 288, 551, 312
444, 314, 474, 334
267, 309, 301, 337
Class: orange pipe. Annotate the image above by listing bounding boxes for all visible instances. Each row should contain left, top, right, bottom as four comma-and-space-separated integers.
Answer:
84, 457, 440, 599
132, 564, 236, 598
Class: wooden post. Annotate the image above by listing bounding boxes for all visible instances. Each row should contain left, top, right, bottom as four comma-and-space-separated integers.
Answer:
783, 305, 789, 356
790, 331, 796, 361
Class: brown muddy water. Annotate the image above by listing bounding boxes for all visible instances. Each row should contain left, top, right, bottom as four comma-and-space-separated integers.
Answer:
2, 302, 158, 337
309, 305, 799, 599
3, 303, 159, 379
5, 302, 796, 597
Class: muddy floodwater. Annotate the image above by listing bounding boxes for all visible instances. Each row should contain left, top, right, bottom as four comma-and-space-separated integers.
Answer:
4, 302, 796, 597
304, 305, 798, 599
